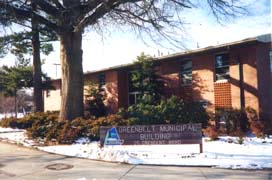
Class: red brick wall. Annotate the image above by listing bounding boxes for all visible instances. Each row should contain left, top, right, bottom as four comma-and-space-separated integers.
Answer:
192, 54, 215, 110
158, 61, 181, 98
229, 44, 259, 111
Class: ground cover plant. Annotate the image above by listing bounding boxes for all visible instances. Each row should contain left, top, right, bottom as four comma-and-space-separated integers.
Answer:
0, 101, 268, 144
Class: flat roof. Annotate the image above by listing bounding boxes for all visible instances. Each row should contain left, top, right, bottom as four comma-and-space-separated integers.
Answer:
52, 33, 271, 81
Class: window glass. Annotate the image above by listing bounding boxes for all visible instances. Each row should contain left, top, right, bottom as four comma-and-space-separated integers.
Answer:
215, 55, 229, 68
181, 60, 192, 85
215, 54, 229, 81
129, 94, 136, 105
128, 92, 141, 105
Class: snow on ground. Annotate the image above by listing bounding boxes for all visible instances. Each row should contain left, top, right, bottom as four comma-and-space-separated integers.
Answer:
0, 127, 272, 170
0, 113, 24, 120
0, 127, 36, 147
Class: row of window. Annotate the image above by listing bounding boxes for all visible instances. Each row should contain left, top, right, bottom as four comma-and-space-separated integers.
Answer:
128, 54, 229, 105
180, 54, 230, 85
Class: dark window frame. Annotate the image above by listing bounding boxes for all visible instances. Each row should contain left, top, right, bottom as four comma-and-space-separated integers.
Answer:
214, 53, 230, 82
180, 59, 192, 86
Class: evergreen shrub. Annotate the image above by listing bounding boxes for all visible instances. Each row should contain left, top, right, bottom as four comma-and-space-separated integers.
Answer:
84, 82, 107, 118
160, 96, 209, 127
122, 96, 209, 127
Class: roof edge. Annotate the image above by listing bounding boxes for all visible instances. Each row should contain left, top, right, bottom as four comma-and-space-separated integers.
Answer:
50, 33, 271, 81
256, 34, 271, 43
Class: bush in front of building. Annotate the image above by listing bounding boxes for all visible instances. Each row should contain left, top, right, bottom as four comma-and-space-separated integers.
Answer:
215, 108, 249, 135
84, 82, 107, 119
159, 96, 209, 127
25, 111, 60, 140
214, 107, 267, 137
121, 95, 209, 127
0, 111, 130, 144
124, 102, 164, 125
203, 125, 219, 140
0, 116, 24, 129
0, 112, 59, 129
245, 107, 266, 138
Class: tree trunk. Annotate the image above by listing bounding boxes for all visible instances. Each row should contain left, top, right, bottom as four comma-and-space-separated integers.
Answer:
32, 24, 44, 112
32, 2, 44, 112
14, 89, 17, 118
59, 32, 84, 121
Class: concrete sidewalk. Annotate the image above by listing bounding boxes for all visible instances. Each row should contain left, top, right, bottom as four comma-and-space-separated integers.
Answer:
0, 142, 271, 180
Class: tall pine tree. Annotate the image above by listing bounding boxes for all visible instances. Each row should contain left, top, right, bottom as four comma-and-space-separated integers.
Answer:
130, 53, 163, 105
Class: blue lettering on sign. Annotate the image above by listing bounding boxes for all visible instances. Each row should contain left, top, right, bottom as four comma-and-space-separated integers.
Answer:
104, 127, 124, 145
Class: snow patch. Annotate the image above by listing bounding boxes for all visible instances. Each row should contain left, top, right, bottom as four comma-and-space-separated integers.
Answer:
1, 127, 272, 169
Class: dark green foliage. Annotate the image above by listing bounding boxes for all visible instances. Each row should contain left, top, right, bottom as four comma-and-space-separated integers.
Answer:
0, 111, 58, 130
160, 96, 209, 127
130, 53, 164, 104
121, 96, 209, 127
0, 112, 129, 144
26, 112, 60, 140
0, 116, 33, 129
0, 66, 33, 96
57, 122, 81, 144
84, 82, 107, 118
125, 102, 164, 125
0, 31, 57, 62
0, 65, 53, 96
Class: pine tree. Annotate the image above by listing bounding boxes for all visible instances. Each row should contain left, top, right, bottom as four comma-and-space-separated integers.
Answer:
130, 53, 164, 105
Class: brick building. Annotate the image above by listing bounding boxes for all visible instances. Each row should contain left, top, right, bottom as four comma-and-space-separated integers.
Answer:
44, 34, 272, 123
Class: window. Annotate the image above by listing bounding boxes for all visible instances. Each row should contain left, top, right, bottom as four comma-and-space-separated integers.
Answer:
180, 60, 192, 85
269, 50, 272, 72
98, 73, 105, 89
215, 54, 229, 81
129, 92, 141, 105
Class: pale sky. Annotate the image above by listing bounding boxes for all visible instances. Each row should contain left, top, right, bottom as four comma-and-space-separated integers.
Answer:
0, 0, 271, 79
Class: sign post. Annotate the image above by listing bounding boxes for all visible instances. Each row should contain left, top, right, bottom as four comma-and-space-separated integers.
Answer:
100, 123, 203, 153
